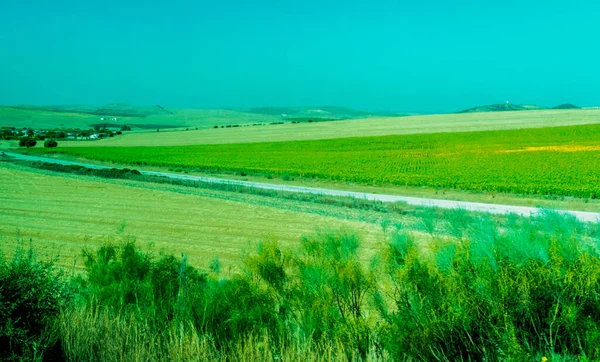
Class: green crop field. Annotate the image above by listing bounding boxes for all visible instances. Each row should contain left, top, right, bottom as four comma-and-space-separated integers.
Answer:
57, 109, 600, 147
35, 123, 600, 198
0, 162, 398, 271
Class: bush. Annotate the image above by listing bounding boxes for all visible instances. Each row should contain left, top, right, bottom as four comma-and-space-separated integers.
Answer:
44, 140, 58, 148
7, 211, 600, 360
18, 137, 37, 148
0, 244, 72, 361
378, 211, 600, 360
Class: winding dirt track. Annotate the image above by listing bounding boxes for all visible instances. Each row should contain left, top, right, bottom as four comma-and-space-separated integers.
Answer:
4, 152, 599, 223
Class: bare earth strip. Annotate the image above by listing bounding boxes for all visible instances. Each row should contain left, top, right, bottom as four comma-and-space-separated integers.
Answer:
6, 152, 599, 223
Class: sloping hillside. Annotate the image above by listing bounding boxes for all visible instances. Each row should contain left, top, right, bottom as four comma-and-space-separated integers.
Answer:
0, 105, 282, 130
242, 105, 403, 119
552, 103, 580, 110
458, 103, 545, 113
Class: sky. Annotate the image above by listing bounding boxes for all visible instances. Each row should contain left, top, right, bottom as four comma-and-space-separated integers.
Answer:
1, 0, 599, 113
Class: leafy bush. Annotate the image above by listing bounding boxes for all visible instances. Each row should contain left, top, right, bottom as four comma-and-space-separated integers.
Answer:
31, 162, 141, 179
8, 211, 600, 360
18, 137, 37, 148
43, 140, 58, 148
378, 211, 600, 360
76, 239, 206, 315
0, 244, 72, 361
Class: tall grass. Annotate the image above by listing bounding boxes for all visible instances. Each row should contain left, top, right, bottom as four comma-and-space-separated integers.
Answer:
2, 210, 600, 361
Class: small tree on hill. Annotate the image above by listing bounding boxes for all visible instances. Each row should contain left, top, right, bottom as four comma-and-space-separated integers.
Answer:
19, 137, 37, 148
44, 140, 58, 148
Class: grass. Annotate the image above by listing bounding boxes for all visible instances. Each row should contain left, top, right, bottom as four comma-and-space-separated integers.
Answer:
0, 162, 407, 270
56, 108, 600, 147
35, 123, 600, 199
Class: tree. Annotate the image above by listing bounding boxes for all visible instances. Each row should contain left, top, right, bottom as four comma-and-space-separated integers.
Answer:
19, 137, 37, 148
121, 124, 131, 131
44, 140, 58, 148
1, 130, 15, 140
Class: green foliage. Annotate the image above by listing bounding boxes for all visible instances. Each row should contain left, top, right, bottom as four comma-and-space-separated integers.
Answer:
43, 140, 58, 148
8, 211, 600, 360
379, 210, 600, 361
31, 162, 141, 179
0, 243, 72, 361
18, 137, 37, 148
77, 239, 206, 317
243, 231, 376, 358
37, 122, 600, 198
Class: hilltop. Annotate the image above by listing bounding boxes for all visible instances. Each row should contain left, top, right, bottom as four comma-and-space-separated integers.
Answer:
552, 103, 580, 110
4, 103, 174, 118
457, 102, 585, 114
457, 103, 545, 113
240, 105, 404, 119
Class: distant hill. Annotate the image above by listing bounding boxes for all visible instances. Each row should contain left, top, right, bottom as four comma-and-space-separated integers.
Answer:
457, 103, 545, 114
552, 103, 580, 110
0, 105, 282, 130
241, 106, 404, 119
5, 104, 173, 118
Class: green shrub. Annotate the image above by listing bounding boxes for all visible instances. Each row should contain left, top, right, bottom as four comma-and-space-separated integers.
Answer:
379, 211, 600, 360
0, 244, 72, 361
43, 140, 58, 148
77, 239, 206, 315
9, 211, 600, 360
18, 137, 37, 148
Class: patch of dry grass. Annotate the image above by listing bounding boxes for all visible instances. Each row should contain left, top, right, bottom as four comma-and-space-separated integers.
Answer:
0, 163, 387, 271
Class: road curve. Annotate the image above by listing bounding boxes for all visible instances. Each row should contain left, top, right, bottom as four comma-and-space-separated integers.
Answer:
4, 151, 600, 223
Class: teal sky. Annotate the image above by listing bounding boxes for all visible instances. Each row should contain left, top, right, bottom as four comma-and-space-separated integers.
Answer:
1, 1, 599, 113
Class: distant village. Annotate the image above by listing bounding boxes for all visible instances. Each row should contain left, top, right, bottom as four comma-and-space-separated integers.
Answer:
1, 119, 131, 142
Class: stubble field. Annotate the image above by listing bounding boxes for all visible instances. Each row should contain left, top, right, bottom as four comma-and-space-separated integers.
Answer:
0, 162, 393, 271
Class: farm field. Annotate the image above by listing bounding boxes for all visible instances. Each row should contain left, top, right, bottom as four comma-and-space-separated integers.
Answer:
58, 109, 600, 147
0, 162, 398, 271
35, 123, 600, 199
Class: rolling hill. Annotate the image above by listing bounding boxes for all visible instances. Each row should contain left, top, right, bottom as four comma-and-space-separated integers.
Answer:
457, 103, 545, 113
240, 105, 404, 119
552, 103, 581, 110
0, 104, 283, 130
